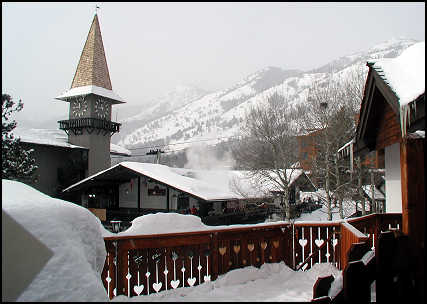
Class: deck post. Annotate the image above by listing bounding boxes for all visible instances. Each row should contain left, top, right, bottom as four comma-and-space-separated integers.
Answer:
137, 177, 141, 215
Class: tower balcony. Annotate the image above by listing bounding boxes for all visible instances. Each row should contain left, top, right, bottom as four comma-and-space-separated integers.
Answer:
58, 118, 121, 136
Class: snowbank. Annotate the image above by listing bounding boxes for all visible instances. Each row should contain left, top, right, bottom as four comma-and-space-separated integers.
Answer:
111, 262, 341, 302
117, 212, 292, 237
2, 179, 110, 301
118, 213, 210, 236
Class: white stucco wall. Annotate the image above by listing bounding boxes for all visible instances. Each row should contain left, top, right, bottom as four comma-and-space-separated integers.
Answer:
385, 143, 402, 213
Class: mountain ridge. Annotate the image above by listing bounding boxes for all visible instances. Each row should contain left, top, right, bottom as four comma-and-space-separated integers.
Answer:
112, 38, 419, 152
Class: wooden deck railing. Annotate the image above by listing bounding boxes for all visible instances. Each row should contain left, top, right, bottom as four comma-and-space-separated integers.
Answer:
347, 213, 401, 252
101, 213, 401, 299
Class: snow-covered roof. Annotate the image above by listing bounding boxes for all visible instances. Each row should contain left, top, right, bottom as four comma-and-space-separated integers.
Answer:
109, 143, 131, 156
14, 128, 88, 150
63, 162, 310, 201
368, 41, 425, 107
64, 162, 248, 201
55, 85, 125, 104
14, 127, 131, 156
172, 167, 307, 196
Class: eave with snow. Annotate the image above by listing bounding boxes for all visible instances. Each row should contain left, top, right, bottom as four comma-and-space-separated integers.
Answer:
55, 85, 125, 104
353, 41, 425, 286
15, 128, 131, 157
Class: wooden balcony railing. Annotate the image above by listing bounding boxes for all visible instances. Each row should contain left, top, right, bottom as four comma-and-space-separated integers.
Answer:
101, 213, 402, 299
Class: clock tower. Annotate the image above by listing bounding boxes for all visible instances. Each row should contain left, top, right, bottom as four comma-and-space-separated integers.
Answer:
55, 13, 125, 176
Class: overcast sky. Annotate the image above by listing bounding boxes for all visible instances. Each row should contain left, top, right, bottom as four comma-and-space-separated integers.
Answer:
2, 2, 425, 128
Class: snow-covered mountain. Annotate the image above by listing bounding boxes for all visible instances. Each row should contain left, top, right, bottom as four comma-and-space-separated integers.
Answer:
114, 38, 418, 151
113, 85, 209, 144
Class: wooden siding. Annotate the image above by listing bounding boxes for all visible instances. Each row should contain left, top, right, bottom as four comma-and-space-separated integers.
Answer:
374, 90, 401, 150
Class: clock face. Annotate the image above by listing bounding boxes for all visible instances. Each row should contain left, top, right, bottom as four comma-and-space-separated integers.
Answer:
72, 97, 88, 118
94, 98, 110, 119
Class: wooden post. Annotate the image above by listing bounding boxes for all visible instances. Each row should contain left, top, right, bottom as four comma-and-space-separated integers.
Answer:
211, 233, 219, 281
400, 138, 425, 251
313, 275, 334, 299
115, 241, 125, 296
400, 138, 424, 300
376, 231, 395, 303
347, 242, 369, 262
343, 260, 370, 302
370, 170, 376, 213
137, 177, 141, 215
166, 187, 170, 212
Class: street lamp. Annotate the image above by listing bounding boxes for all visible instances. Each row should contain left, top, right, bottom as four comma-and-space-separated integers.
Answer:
110, 220, 122, 233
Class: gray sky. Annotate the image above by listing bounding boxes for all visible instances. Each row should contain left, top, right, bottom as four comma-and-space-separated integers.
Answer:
2, 2, 425, 128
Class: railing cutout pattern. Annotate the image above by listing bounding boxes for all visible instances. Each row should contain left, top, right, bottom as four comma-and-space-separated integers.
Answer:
101, 213, 401, 300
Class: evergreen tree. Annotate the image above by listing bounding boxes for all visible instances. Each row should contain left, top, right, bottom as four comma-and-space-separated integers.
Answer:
2, 94, 37, 181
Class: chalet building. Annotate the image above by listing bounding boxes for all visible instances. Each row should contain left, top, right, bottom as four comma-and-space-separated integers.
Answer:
62, 161, 316, 225
15, 14, 130, 200
298, 129, 377, 186
353, 41, 425, 297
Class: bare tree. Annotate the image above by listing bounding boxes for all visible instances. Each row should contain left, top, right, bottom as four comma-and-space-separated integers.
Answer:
296, 69, 367, 220
232, 92, 300, 220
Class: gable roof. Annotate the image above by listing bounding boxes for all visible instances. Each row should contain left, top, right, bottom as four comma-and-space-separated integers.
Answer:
62, 162, 314, 202
63, 162, 245, 201
368, 41, 425, 107
355, 42, 425, 154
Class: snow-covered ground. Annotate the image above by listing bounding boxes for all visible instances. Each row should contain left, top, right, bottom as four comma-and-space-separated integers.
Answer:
112, 262, 341, 302
3, 179, 343, 302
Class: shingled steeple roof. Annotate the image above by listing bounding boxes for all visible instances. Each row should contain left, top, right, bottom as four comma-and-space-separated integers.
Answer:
56, 14, 124, 103
71, 14, 112, 90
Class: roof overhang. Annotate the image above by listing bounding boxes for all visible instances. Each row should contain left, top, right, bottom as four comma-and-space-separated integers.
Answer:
19, 139, 89, 150
63, 164, 137, 193
55, 85, 125, 104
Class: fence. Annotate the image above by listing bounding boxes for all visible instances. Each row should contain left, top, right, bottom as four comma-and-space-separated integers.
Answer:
101, 213, 401, 299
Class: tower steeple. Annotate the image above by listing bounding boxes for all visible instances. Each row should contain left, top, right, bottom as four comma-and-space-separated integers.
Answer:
71, 14, 112, 90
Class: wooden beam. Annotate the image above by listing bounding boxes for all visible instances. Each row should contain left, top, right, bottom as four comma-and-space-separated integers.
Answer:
137, 177, 141, 215
166, 187, 170, 212
400, 138, 425, 245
